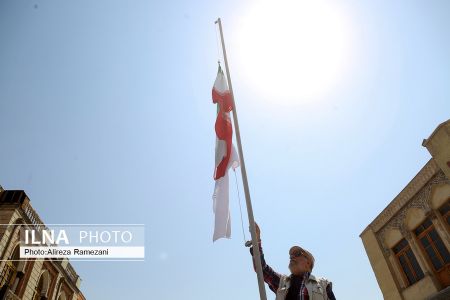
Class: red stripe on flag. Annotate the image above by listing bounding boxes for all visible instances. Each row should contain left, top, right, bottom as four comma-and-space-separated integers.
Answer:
212, 88, 233, 113
214, 110, 233, 180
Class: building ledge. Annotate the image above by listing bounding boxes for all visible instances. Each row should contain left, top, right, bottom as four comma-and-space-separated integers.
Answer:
361, 158, 440, 234
422, 119, 450, 147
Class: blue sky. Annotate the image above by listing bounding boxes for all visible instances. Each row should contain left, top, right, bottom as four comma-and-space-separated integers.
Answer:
1, 0, 449, 299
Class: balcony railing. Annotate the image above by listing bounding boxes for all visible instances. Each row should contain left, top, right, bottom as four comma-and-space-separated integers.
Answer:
0, 262, 15, 289
21, 200, 48, 233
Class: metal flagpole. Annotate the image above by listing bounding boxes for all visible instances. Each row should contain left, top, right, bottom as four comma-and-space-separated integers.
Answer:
215, 17, 268, 300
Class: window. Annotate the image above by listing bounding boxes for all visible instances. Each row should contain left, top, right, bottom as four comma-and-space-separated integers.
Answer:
438, 200, 450, 226
393, 238, 424, 285
414, 217, 450, 272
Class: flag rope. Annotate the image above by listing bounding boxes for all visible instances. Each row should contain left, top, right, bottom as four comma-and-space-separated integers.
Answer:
214, 23, 222, 65
233, 169, 248, 245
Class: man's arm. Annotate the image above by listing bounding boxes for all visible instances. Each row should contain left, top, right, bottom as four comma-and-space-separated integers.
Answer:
249, 223, 283, 293
249, 242, 282, 293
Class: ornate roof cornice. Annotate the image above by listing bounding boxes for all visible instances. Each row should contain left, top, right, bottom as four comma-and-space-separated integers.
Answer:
366, 159, 441, 233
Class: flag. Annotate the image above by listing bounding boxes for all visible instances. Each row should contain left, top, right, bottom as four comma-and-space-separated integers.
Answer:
212, 65, 239, 242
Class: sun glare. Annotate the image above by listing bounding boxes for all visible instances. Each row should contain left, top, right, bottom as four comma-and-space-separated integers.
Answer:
235, 0, 350, 104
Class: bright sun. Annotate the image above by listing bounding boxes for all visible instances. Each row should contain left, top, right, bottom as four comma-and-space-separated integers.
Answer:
235, 0, 350, 104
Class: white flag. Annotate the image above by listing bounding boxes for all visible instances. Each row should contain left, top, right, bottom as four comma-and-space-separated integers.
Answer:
213, 145, 239, 241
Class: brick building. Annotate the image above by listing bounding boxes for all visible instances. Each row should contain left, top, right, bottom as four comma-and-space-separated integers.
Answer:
0, 187, 85, 300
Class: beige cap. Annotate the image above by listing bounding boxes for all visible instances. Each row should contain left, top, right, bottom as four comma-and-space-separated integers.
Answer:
289, 246, 315, 270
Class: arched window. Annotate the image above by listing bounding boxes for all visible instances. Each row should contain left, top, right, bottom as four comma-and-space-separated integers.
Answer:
32, 270, 49, 300
32, 276, 44, 300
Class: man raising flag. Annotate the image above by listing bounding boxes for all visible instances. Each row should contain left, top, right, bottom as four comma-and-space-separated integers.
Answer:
211, 17, 268, 300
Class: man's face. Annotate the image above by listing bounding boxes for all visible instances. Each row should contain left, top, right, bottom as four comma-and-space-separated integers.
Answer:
288, 251, 311, 275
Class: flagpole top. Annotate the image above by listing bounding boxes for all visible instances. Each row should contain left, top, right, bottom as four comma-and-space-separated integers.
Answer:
215, 18, 220, 24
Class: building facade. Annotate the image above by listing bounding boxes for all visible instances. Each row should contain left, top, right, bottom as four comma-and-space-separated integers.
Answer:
361, 119, 450, 300
0, 187, 85, 300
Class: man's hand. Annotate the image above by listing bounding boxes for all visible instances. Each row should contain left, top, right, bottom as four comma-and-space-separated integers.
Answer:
252, 222, 261, 242
246, 222, 261, 247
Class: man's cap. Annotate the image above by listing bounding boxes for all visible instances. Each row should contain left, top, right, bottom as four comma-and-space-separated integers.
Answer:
289, 246, 315, 270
